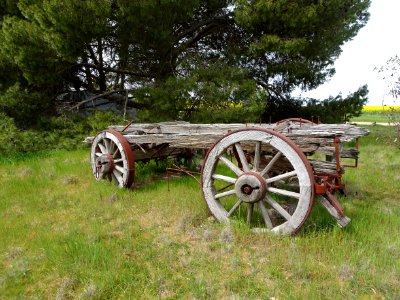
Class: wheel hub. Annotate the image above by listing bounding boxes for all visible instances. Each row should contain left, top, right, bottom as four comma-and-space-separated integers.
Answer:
95, 154, 115, 179
235, 172, 267, 203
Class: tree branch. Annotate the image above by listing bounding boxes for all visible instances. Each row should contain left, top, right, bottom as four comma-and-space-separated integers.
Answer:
174, 15, 230, 42
69, 90, 126, 111
73, 63, 153, 78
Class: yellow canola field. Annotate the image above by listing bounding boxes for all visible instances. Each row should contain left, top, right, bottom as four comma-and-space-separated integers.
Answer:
363, 105, 400, 112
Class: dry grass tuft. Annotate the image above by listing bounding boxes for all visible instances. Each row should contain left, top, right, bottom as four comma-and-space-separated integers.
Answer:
219, 226, 234, 244
62, 175, 80, 185
55, 277, 77, 300
104, 192, 118, 204
6, 247, 24, 260
17, 167, 34, 178
79, 283, 98, 299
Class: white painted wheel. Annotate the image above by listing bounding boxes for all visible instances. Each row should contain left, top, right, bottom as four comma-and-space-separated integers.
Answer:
90, 130, 135, 188
201, 128, 314, 235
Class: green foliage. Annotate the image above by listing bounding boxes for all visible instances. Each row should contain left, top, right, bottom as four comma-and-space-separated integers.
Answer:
304, 85, 369, 123
0, 0, 371, 128
0, 111, 126, 155
234, 0, 370, 90
85, 110, 126, 133
0, 112, 18, 154
263, 85, 368, 123
0, 83, 53, 128
136, 63, 265, 122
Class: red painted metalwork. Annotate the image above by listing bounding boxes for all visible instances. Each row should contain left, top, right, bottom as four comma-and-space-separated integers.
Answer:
323, 191, 344, 216
342, 137, 359, 168
276, 118, 316, 126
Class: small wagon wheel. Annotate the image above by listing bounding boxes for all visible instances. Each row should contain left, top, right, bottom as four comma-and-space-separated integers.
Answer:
90, 130, 135, 188
201, 128, 314, 235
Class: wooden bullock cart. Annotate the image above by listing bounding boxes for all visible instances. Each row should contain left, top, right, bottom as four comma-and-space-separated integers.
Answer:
85, 120, 369, 235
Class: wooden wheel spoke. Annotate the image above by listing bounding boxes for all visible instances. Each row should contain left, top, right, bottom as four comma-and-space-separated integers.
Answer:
267, 187, 300, 199
212, 174, 237, 183
111, 172, 118, 183
104, 138, 111, 153
112, 170, 123, 185
234, 143, 250, 172
215, 189, 236, 199
219, 156, 243, 176
114, 164, 126, 174
253, 141, 261, 171
217, 183, 234, 193
260, 151, 282, 177
227, 199, 242, 217
95, 152, 102, 157
98, 142, 107, 154
113, 158, 123, 163
108, 140, 115, 154
247, 203, 254, 224
258, 201, 273, 228
266, 170, 298, 184
265, 195, 292, 221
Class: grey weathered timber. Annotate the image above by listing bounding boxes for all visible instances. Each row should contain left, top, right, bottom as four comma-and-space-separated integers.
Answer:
103, 122, 368, 141
85, 122, 368, 176
85, 122, 367, 149
87, 121, 369, 235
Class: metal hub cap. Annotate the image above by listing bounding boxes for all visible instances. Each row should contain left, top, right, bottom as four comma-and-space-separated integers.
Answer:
234, 172, 267, 203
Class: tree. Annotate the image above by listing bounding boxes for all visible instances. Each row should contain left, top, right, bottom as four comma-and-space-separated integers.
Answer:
377, 55, 400, 138
0, 0, 371, 126
378, 55, 400, 100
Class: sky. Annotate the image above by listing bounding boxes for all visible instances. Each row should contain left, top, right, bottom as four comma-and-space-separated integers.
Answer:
296, 0, 400, 106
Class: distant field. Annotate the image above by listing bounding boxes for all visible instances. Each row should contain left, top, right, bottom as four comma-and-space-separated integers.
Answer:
351, 105, 400, 123
362, 105, 400, 112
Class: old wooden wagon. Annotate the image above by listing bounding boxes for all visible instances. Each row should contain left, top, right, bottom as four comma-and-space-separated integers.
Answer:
85, 120, 369, 235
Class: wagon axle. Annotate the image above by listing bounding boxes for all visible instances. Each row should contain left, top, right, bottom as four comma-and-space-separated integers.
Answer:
235, 172, 267, 203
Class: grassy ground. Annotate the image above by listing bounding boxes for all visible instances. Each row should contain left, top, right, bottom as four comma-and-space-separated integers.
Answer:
351, 106, 400, 123
1, 126, 399, 299
351, 112, 389, 123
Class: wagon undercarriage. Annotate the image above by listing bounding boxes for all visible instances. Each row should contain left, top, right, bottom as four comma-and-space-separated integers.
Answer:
85, 121, 369, 235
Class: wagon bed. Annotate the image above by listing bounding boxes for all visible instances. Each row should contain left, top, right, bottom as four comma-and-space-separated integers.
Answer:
85, 121, 369, 235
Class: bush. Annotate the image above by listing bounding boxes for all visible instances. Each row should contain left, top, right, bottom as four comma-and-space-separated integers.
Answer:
263, 85, 368, 123
0, 111, 127, 156
0, 113, 19, 154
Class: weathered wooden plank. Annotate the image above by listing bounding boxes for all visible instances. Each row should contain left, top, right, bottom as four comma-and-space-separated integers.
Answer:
84, 122, 368, 174
104, 122, 369, 141
86, 133, 358, 157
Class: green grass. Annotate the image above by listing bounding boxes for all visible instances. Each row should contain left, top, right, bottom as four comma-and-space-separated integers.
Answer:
1, 126, 400, 299
351, 112, 390, 123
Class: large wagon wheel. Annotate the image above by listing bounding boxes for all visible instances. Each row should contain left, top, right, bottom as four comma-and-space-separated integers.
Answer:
201, 128, 314, 235
90, 130, 135, 188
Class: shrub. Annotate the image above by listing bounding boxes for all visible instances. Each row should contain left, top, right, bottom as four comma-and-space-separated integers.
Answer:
0, 111, 127, 156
